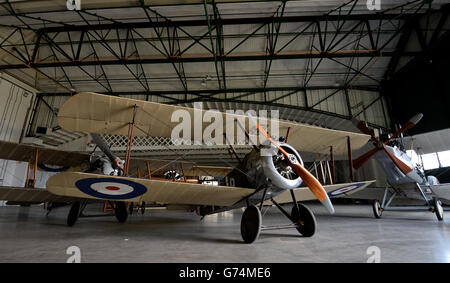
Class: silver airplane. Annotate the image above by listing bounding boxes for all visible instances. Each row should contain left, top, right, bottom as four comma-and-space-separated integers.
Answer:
352, 114, 450, 221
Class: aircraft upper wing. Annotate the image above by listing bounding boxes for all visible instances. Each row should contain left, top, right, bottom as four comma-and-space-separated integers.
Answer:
0, 186, 78, 203
47, 172, 254, 206
57, 92, 370, 155
271, 180, 376, 204
0, 140, 89, 167
430, 183, 450, 201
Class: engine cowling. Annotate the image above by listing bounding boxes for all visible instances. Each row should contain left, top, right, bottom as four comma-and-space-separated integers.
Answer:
260, 142, 304, 190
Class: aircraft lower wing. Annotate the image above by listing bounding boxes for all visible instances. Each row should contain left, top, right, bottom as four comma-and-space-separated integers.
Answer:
0, 140, 89, 167
47, 172, 255, 206
430, 183, 450, 201
272, 181, 375, 204
0, 186, 78, 203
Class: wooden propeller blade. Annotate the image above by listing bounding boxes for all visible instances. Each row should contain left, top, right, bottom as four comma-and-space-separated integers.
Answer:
251, 116, 334, 213
353, 147, 381, 170
289, 161, 329, 202
388, 113, 423, 141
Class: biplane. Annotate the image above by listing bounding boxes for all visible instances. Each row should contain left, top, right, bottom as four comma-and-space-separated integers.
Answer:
0, 138, 224, 211
0, 92, 375, 243
351, 114, 450, 221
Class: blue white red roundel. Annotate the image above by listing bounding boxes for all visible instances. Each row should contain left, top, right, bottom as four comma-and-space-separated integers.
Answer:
75, 178, 147, 200
328, 182, 365, 197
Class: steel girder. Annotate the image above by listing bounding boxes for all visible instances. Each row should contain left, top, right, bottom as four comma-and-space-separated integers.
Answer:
0, 0, 443, 134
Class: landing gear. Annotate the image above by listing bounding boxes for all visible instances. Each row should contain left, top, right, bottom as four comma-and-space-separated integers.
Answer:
114, 201, 128, 223
240, 205, 262, 243
372, 200, 382, 218
141, 202, 146, 215
373, 183, 444, 221
66, 200, 128, 226
239, 188, 319, 243
129, 202, 134, 215
291, 202, 316, 237
67, 201, 81, 227
433, 198, 444, 221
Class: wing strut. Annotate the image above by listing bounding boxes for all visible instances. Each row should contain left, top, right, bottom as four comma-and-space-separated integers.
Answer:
125, 104, 138, 176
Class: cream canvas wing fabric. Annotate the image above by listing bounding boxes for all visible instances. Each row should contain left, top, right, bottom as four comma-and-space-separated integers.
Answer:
271, 181, 375, 204
430, 184, 450, 201
57, 92, 370, 155
47, 172, 254, 206
0, 140, 89, 166
0, 186, 78, 203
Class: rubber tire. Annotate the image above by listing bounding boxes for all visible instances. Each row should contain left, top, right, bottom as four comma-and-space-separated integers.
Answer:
115, 201, 128, 223
240, 205, 262, 243
291, 203, 316, 237
433, 198, 444, 221
67, 201, 80, 227
373, 200, 382, 219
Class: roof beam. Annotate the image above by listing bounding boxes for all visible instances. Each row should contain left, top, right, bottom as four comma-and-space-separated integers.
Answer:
38, 85, 380, 97
0, 50, 418, 70
35, 13, 413, 34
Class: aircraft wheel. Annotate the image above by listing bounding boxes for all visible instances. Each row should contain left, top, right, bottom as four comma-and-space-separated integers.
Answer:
373, 200, 382, 218
433, 198, 444, 221
67, 201, 81, 227
115, 201, 128, 223
291, 203, 316, 237
240, 205, 261, 243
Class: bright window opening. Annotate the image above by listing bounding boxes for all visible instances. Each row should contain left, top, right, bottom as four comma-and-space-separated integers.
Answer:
422, 153, 440, 170
437, 150, 450, 167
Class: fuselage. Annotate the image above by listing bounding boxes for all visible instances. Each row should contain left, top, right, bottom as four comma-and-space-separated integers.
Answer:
374, 144, 426, 185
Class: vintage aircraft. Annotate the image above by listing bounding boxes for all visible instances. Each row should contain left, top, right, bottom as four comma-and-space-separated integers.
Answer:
352, 114, 450, 221
0, 92, 375, 243
47, 92, 377, 243
0, 137, 211, 204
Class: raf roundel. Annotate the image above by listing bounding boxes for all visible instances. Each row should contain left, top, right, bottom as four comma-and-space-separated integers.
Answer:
328, 182, 366, 197
75, 177, 147, 200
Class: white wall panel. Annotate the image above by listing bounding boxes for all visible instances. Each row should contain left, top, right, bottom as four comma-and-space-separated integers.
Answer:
0, 74, 37, 205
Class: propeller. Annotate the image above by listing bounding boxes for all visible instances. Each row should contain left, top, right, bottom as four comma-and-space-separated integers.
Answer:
248, 114, 335, 214
352, 113, 423, 173
387, 113, 423, 141
91, 133, 124, 170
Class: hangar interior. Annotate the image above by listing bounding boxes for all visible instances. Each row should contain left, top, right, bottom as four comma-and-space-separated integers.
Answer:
0, 0, 449, 263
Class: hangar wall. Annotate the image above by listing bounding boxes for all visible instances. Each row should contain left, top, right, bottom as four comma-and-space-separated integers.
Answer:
0, 74, 36, 205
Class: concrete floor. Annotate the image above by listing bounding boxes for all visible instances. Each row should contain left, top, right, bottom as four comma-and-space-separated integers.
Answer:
0, 203, 449, 263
